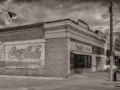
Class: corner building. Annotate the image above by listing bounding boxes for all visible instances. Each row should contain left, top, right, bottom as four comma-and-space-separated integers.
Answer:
0, 19, 107, 77
45, 19, 106, 77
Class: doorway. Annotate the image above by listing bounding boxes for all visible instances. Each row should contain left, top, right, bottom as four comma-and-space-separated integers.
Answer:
96, 57, 102, 71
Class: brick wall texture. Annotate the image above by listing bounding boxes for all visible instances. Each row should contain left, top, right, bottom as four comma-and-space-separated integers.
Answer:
0, 25, 44, 42
45, 38, 68, 77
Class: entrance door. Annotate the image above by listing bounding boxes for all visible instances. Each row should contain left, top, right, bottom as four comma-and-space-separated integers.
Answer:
96, 57, 102, 71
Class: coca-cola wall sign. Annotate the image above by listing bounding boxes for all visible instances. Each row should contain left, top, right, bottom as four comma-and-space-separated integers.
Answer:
4, 39, 45, 68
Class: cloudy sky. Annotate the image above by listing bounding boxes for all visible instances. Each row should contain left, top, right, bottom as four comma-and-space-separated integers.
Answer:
0, 0, 120, 33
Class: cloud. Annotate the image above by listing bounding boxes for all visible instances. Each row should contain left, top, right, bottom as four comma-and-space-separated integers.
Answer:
0, 0, 119, 33
13, 0, 40, 3
0, 0, 7, 3
0, 18, 6, 26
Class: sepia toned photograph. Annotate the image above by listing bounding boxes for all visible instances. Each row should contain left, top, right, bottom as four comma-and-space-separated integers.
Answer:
0, 0, 120, 90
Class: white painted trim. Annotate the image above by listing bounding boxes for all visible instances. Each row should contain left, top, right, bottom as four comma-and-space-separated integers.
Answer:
73, 51, 93, 56
44, 20, 70, 28
44, 19, 105, 40
69, 30, 105, 48
67, 38, 70, 74
5, 39, 46, 45
45, 30, 105, 48
68, 21, 104, 40
45, 27, 105, 48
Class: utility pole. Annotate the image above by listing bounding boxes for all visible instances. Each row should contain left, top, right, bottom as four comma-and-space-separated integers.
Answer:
109, 0, 114, 81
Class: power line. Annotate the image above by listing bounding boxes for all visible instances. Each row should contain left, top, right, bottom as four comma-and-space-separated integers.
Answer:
116, 0, 120, 10
103, 0, 109, 7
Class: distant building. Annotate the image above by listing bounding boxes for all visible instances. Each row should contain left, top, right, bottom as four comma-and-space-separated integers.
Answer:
0, 19, 119, 77
106, 32, 120, 67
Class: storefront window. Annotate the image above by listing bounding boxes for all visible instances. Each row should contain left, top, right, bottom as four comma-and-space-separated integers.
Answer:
93, 46, 104, 55
75, 55, 91, 68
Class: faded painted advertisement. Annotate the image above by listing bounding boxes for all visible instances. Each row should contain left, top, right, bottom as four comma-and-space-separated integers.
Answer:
7, 44, 44, 60
70, 41, 92, 54
5, 40, 45, 69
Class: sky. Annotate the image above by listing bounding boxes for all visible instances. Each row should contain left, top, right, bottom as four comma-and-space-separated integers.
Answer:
0, 0, 120, 33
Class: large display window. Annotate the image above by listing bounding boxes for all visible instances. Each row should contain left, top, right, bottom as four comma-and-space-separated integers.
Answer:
70, 53, 91, 70
75, 54, 91, 68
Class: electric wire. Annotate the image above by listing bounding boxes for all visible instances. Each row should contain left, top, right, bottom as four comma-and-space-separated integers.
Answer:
116, 0, 120, 10
103, 0, 110, 8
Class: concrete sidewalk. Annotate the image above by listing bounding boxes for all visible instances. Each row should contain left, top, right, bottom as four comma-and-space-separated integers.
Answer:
0, 74, 119, 90
82, 71, 120, 81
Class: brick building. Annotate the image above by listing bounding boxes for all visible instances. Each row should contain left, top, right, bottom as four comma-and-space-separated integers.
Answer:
0, 23, 45, 76
0, 19, 114, 77
45, 19, 106, 77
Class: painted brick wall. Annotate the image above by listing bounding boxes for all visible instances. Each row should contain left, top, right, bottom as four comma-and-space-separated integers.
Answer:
45, 38, 68, 77
0, 25, 45, 76
0, 68, 44, 76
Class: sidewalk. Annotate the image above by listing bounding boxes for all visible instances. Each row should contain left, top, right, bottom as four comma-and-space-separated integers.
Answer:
0, 73, 119, 90
82, 71, 120, 81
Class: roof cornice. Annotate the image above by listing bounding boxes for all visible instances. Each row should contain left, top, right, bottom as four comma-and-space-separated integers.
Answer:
0, 22, 43, 32
44, 19, 106, 41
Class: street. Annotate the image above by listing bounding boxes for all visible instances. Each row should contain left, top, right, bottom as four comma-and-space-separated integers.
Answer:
0, 72, 120, 90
